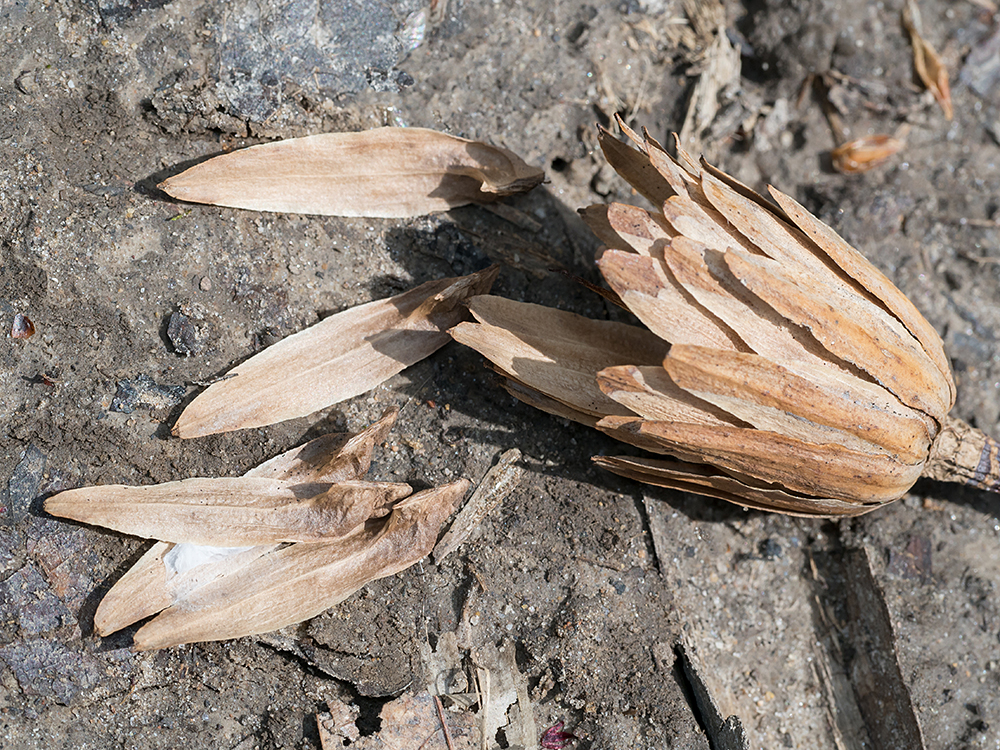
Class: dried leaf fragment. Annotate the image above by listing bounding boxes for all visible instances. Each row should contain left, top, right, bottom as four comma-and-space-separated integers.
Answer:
903, 0, 953, 120
158, 127, 544, 218
831, 135, 905, 174
173, 267, 499, 438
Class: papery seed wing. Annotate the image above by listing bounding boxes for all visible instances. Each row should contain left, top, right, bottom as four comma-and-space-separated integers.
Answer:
593, 455, 881, 516
131, 481, 469, 651
92, 412, 398, 636
450, 296, 667, 419
661, 237, 844, 373
252, 407, 398, 484
173, 267, 498, 438
46, 477, 413, 546
158, 128, 544, 217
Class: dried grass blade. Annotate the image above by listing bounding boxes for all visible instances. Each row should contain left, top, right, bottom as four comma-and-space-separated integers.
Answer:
593, 455, 876, 516
158, 128, 544, 217
45, 478, 413, 545
131, 480, 469, 650
903, 0, 953, 120
174, 267, 498, 438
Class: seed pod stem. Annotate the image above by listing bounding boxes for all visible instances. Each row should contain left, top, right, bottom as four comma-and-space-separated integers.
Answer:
924, 416, 1000, 491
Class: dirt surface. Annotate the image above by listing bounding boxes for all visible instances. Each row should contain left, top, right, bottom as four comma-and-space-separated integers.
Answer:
2, 0, 1000, 748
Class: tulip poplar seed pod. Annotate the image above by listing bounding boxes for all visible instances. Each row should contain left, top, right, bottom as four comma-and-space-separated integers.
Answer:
451, 117, 1000, 516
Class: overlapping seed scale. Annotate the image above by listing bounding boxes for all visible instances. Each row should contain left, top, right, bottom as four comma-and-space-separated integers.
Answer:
664, 344, 933, 463
593, 455, 882, 516
657, 236, 849, 376
450, 296, 667, 419
597, 126, 675, 208
596, 364, 740, 425
598, 417, 923, 503
697, 172, 953, 420
580, 203, 676, 256
768, 185, 955, 407
597, 249, 740, 350
723, 247, 952, 421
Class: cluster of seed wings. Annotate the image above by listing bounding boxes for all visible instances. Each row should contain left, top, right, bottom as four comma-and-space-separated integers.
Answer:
452, 120, 955, 516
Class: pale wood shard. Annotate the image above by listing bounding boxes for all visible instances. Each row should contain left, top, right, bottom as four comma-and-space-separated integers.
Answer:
92, 411, 397, 637
664, 344, 933, 463
597, 249, 740, 350
767, 185, 955, 406
450, 295, 667, 418
131, 480, 469, 650
45, 478, 413, 546
158, 128, 544, 218
432, 448, 524, 563
173, 267, 498, 438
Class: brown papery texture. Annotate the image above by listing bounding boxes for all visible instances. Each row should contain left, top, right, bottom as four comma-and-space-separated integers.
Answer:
174, 266, 498, 438
158, 127, 544, 217
452, 118, 998, 515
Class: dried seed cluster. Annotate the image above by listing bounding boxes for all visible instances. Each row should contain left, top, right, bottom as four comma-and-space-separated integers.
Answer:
452, 119, 998, 516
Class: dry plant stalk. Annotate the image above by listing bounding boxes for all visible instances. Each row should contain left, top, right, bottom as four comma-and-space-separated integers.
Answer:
159, 128, 544, 218
903, 0, 953, 120
45, 409, 470, 649
174, 266, 499, 438
452, 116, 1000, 516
